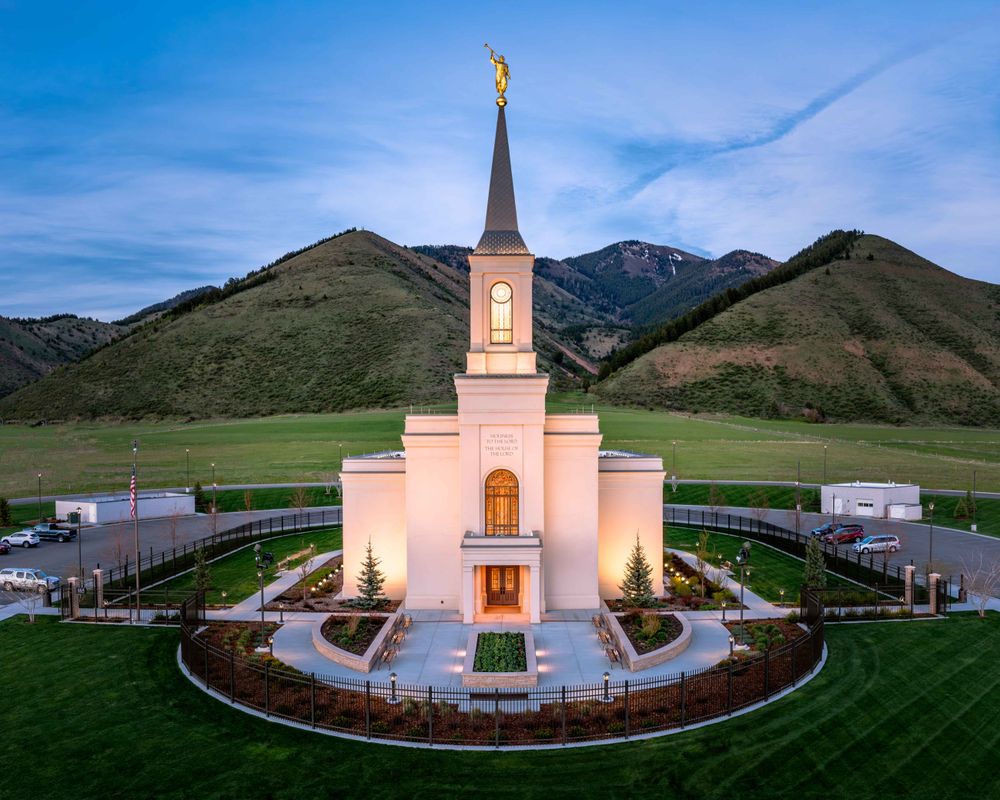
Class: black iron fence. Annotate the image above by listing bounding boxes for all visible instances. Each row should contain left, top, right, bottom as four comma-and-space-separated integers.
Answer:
178, 590, 826, 748
95, 509, 342, 594
664, 507, 939, 601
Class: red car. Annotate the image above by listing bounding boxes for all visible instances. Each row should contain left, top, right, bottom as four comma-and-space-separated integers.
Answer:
822, 524, 866, 545
0, 541, 10, 555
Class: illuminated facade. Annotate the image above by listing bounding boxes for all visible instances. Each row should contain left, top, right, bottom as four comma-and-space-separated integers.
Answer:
341, 103, 665, 623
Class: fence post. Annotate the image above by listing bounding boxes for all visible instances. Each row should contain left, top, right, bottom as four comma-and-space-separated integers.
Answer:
494, 688, 501, 749
427, 685, 434, 745
764, 649, 770, 699
229, 651, 235, 702
727, 663, 734, 715
929, 573, 941, 615
365, 680, 372, 739
310, 673, 316, 729
264, 662, 270, 717
624, 680, 630, 739
560, 686, 567, 744
680, 672, 686, 727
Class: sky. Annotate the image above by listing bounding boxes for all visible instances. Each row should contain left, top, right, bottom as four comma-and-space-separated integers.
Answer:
1, 0, 999, 320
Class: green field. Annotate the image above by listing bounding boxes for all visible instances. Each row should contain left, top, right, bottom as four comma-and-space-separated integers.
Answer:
3, 613, 998, 799
1, 396, 997, 497
664, 527, 856, 603
156, 527, 342, 605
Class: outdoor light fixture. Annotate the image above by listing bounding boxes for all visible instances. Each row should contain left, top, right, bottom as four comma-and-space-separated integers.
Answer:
279, 602, 284, 623
387, 672, 401, 704
729, 634, 735, 658
268, 635, 274, 656
721, 600, 727, 621
601, 671, 613, 703
780, 588, 786, 606
221, 590, 228, 609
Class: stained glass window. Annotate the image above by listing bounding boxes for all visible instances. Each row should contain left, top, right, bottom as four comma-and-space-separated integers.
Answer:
489, 282, 513, 343
484, 468, 518, 536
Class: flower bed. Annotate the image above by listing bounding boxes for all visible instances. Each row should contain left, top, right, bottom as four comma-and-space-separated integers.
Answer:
724, 618, 806, 652
617, 611, 683, 655
319, 614, 389, 656
473, 632, 527, 673
195, 621, 302, 673
662, 553, 739, 610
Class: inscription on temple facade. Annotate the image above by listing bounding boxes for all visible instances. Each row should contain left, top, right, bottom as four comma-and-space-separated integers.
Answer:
484, 431, 520, 458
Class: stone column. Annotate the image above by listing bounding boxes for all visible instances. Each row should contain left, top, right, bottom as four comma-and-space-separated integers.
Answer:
67, 577, 80, 618
93, 569, 104, 610
928, 573, 940, 615
462, 565, 475, 624
903, 565, 915, 608
529, 563, 542, 624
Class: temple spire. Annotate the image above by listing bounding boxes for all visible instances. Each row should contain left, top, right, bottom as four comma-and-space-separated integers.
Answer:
474, 106, 530, 256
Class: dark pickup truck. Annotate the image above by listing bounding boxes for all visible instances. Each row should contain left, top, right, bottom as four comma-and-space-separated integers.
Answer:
30, 523, 77, 543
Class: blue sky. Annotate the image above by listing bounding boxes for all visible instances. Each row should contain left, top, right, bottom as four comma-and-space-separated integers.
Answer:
1, 0, 999, 320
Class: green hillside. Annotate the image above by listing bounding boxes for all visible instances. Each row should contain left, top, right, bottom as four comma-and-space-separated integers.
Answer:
0, 231, 477, 419
595, 235, 1000, 425
0, 314, 124, 397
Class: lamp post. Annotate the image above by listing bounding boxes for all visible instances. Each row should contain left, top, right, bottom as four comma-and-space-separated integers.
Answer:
268, 635, 274, 657
972, 470, 977, 532
75, 506, 83, 580
131, 440, 141, 616
387, 672, 401, 704
671, 441, 677, 477
185, 449, 191, 493
37, 473, 42, 523
823, 445, 828, 484
257, 568, 265, 647
736, 541, 751, 643
927, 501, 935, 576
601, 671, 613, 703
795, 460, 802, 537
779, 588, 785, 608
221, 590, 228, 610
729, 634, 735, 659
338, 443, 343, 467
211, 463, 217, 513
721, 600, 727, 621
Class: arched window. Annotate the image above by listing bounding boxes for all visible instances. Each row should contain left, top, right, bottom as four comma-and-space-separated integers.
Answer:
489, 282, 513, 344
484, 468, 518, 536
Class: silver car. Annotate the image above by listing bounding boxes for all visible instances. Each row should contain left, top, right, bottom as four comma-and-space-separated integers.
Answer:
1, 531, 40, 549
0, 567, 60, 593
852, 535, 901, 555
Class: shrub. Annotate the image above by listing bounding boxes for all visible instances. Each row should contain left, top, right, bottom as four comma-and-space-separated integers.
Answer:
607, 721, 626, 734
640, 613, 662, 641
533, 728, 555, 740
369, 721, 389, 734
567, 725, 588, 739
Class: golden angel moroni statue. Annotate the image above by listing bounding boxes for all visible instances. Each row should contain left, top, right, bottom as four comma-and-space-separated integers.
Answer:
484, 44, 509, 106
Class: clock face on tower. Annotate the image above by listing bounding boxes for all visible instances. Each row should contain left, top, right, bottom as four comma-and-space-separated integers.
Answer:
490, 282, 512, 303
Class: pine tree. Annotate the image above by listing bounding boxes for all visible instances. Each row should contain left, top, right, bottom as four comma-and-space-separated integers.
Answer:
0, 497, 12, 527
619, 533, 656, 608
193, 482, 206, 513
354, 538, 387, 610
193, 547, 211, 593
953, 494, 969, 520
803, 536, 827, 589
966, 489, 977, 518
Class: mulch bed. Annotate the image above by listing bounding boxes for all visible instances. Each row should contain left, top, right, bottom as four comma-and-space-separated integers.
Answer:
264, 555, 401, 613
724, 618, 806, 652
617, 611, 684, 655
319, 614, 389, 656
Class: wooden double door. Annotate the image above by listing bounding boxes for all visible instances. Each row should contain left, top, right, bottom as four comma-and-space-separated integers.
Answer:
485, 565, 519, 606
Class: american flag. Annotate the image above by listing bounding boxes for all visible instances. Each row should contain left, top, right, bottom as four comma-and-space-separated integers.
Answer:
129, 465, 137, 519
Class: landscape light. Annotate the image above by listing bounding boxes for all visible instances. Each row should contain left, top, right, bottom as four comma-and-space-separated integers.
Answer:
729, 635, 735, 658
601, 671, 613, 703
387, 672, 401, 704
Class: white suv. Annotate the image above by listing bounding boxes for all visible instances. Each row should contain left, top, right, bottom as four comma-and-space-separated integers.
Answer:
852, 535, 901, 555
0, 568, 60, 593
1, 531, 40, 549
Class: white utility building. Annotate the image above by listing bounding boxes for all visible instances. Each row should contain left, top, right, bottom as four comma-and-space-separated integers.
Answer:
56, 492, 195, 525
821, 482, 921, 520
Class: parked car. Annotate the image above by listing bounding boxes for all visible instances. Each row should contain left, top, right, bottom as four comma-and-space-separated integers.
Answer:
852, 535, 901, 555
0, 541, 10, 556
30, 522, 76, 543
0, 531, 40, 549
822, 524, 866, 545
810, 522, 839, 538
0, 567, 60, 593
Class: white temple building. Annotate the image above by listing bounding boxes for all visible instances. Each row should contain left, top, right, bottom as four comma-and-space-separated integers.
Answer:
341, 102, 665, 624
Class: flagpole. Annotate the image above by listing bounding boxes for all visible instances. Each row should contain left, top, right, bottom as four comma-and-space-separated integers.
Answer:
132, 440, 141, 619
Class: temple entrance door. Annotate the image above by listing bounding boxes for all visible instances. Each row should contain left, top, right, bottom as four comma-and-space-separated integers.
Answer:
485, 566, 519, 606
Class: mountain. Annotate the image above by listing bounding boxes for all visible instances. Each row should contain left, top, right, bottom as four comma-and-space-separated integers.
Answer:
112, 286, 218, 326
0, 314, 125, 398
594, 234, 1000, 425
0, 230, 586, 420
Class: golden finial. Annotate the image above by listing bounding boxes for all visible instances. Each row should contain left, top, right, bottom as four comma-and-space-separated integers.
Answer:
484, 43, 509, 107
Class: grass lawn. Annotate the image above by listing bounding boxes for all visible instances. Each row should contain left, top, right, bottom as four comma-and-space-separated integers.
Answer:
2, 399, 998, 497
664, 527, 856, 603
921, 492, 1000, 536
3, 613, 998, 799
206, 486, 341, 513
156, 527, 342, 605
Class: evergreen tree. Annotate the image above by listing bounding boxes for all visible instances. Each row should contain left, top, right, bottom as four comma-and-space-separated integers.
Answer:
803, 536, 827, 589
193, 482, 206, 513
193, 547, 211, 593
0, 497, 12, 527
619, 533, 656, 608
354, 538, 387, 610
966, 489, 977, 518
953, 494, 969, 520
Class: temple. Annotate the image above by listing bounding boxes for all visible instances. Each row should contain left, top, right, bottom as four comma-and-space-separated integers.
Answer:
341, 102, 665, 623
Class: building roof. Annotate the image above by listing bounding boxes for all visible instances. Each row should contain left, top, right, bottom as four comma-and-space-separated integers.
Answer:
473, 106, 530, 256
346, 450, 406, 460
824, 481, 918, 489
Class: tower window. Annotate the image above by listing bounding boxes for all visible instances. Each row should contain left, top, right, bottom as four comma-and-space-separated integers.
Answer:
484, 468, 518, 536
489, 282, 513, 344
